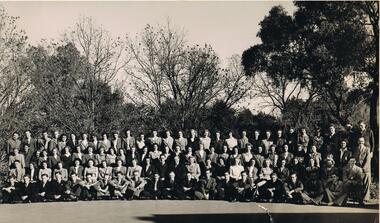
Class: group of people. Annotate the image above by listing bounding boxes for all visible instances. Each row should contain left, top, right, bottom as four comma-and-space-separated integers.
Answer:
1, 121, 375, 207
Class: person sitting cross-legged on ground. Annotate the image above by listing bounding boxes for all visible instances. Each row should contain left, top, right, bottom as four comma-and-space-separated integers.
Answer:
260, 173, 285, 202
194, 169, 217, 200
232, 171, 255, 202
110, 171, 129, 199
321, 173, 345, 206
284, 173, 304, 204
339, 158, 365, 207
94, 173, 113, 200
1, 175, 18, 203
178, 172, 197, 200
125, 170, 146, 200
141, 173, 164, 200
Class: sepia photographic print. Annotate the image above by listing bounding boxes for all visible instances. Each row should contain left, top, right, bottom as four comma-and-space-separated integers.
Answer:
0, 1, 378, 223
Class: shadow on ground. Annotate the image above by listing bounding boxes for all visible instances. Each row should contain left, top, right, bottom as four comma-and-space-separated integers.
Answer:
136, 212, 379, 223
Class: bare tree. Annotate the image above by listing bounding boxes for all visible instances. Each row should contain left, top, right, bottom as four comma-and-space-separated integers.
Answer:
220, 55, 254, 108
64, 17, 128, 131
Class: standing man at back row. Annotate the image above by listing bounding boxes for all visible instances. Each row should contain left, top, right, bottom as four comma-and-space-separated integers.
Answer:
355, 121, 376, 179
354, 137, 371, 202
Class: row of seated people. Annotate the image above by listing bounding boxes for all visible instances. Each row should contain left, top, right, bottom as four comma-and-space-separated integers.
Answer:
1, 156, 364, 207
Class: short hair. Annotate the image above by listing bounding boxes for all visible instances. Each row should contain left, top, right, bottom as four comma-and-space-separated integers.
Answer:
41, 173, 48, 178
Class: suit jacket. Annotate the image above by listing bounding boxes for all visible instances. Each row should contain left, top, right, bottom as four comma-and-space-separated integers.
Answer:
69, 166, 84, 179
111, 138, 124, 150
141, 164, 156, 179
66, 139, 78, 150
355, 129, 375, 152
195, 150, 207, 165
22, 137, 37, 154
163, 137, 174, 150
354, 146, 371, 173
48, 138, 59, 153
187, 137, 199, 150
200, 177, 217, 194
342, 165, 363, 183
175, 138, 188, 151
48, 155, 61, 169
335, 149, 352, 168
238, 137, 250, 149
6, 139, 21, 154
284, 180, 304, 193
123, 136, 136, 150
145, 178, 164, 193
212, 138, 224, 154
17, 182, 36, 197
112, 166, 127, 178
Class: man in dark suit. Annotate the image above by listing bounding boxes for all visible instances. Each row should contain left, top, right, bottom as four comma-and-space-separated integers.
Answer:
335, 140, 352, 170
49, 172, 68, 201
17, 174, 36, 203
142, 173, 164, 199
162, 171, 180, 199
1, 175, 18, 203
323, 125, 340, 158
212, 131, 224, 154
156, 155, 169, 181
232, 171, 254, 202
216, 172, 235, 201
284, 173, 304, 204
35, 174, 51, 202
262, 173, 285, 202
141, 157, 156, 179
38, 131, 51, 151
177, 172, 197, 200
66, 173, 85, 201
195, 169, 217, 200
169, 156, 186, 182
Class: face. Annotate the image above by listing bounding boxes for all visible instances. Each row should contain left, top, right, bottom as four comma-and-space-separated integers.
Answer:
229, 132, 233, 137
179, 131, 183, 137
166, 131, 170, 137
153, 131, 157, 136
291, 174, 297, 182
358, 138, 365, 146
83, 134, 88, 139
102, 161, 107, 167
281, 160, 286, 167
312, 146, 317, 152
126, 130, 131, 136
174, 156, 179, 164
341, 141, 347, 148
25, 131, 31, 138
242, 131, 246, 137
254, 131, 259, 138
359, 123, 366, 131
206, 171, 211, 178
216, 132, 220, 138
88, 160, 94, 166
290, 128, 294, 133
24, 176, 30, 184
132, 160, 137, 166
169, 172, 175, 179
242, 172, 247, 179
154, 174, 159, 180
88, 147, 93, 153
329, 126, 335, 134
54, 131, 59, 138
43, 162, 47, 168
42, 175, 48, 183
62, 135, 67, 141
56, 173, 62, 181
117, 160, 122, 166
348, 159, 355, 167
29, 163, 34, 169
271, 174, 278, 181
13, 133, 19, 140
284, 145, 288, 152
58, 163, 63, 169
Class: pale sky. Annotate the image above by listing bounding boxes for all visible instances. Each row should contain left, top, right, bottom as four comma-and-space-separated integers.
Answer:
2, 1, 296, 63
2, 1, 297, 114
